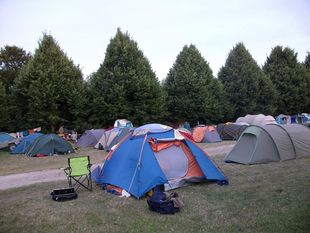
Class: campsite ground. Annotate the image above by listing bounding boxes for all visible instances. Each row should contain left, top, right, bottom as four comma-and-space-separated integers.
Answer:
0, 142, 309, 233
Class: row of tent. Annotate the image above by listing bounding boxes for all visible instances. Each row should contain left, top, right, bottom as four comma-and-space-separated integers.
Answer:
91, 122, 310, 198
276, 113, 310, 125
4, 118, 310, 198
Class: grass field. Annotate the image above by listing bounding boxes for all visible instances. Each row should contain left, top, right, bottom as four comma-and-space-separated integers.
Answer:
0, 147, 107, 176
0, 144, 309, 233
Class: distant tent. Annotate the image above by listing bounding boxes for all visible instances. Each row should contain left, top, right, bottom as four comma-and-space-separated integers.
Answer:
236, 114, 276, 126
216, 123, 248, 140
193, 125, 222, 143
276, 114, 291, 124
113, 119, 133, 128
0, 132, 14, 142
92, 123, 228, 198
0, 132, 17, 149
225, 124, 310, 164
11, 133, 43, 154
177, 127, 194, 141
95, 127, 132, 151
76, 129, 105, 147
26, 134, 74, 157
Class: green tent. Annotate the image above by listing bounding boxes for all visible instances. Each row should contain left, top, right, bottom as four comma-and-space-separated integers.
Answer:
26, 134, 74, 157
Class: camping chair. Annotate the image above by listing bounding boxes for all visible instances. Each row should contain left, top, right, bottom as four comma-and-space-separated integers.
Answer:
64, 156, 92, 191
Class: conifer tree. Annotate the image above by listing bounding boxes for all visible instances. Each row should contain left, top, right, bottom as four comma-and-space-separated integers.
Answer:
11, 34, 86, 132
89, 29, 165, 127
164, 44, 225, 125
218, 43, 276, 120
263, 46, 309, 114
0, 81, 8, 130
304, 52, 310, 68
0, 45, 31, 94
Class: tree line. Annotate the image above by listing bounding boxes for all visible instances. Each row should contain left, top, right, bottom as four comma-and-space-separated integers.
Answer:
1, 29, 309, 132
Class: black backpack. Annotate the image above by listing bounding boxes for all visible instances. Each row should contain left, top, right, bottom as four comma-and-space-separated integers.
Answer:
147, 186, 180, 215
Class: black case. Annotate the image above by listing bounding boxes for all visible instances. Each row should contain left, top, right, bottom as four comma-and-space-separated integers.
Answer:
50, 187, 78, 201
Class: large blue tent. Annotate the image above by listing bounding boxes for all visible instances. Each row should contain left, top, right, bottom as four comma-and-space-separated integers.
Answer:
92, 124, 228, 198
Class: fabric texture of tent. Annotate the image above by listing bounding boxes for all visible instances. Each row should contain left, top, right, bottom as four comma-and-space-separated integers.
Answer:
225, 124, 310, 164
276, 114, 291, 124
26, 134, 75, 157
0, 132, 19, 149
216, 123, 248, 140
95, 127, 133, 151
192, 125, 222, 143
236, 114, 276, 126
11, 133, 43, 154
177, 127, 193, 141
92, 124, 228, 198
75, 129, 105, 147
113, 119, 133, 128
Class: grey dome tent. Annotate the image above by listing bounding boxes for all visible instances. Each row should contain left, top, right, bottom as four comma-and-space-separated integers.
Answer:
76, 129, 105, 147
225, 124, 310, 164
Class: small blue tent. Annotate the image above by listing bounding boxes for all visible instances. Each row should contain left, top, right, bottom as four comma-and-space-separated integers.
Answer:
92, 124, 228, 198
11, 133, 43, 154
0, 132, 17, 150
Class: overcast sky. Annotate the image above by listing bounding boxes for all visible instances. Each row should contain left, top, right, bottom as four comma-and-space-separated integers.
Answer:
1, 0, 309, 80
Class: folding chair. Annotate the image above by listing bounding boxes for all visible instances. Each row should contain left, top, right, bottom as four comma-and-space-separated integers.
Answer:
64, 156, 92, 191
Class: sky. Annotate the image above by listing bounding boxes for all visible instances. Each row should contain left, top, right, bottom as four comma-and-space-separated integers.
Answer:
1, 0, 310, 80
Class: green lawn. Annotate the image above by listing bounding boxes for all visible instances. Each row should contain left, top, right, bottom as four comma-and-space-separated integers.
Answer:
0, 147, 107, 176
0, 145, 309, 233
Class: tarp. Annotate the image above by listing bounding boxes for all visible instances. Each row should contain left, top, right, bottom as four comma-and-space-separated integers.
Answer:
92, 123, 228, 198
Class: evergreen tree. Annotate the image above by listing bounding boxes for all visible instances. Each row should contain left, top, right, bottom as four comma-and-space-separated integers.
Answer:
263, 46, 309, 114
0, 81, 8, 131
304, 52, 310, 68
0, 45, 31, 94
164, 44, 225, 125
89, 29, 165, 127
218, 43, 276, 120
11, 34, 86, 132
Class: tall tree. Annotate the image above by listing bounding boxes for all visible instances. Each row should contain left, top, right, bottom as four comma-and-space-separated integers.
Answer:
164, 44, 225, 125
89, 29, 165, 127
304, 52, 310, 68
11, 34, 86, 132
0, 45, 31, 94
218, 43, 276, 120
0, 81, 8, 131
263, 46, 309, 114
